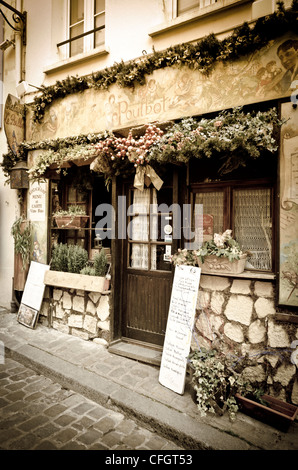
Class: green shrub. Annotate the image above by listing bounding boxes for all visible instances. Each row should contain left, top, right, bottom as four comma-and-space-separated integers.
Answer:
94, 248, 107, 276
51, 243, 69, 272
80, 265, 96, 276
67, 245, 89, 273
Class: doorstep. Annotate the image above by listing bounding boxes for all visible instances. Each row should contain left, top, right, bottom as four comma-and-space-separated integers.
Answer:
108, 340, 162, 366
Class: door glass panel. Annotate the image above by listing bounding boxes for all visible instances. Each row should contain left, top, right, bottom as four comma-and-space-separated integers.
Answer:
128, 187, 173, 272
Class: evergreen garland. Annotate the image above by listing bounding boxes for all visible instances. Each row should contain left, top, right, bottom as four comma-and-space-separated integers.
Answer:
24, 106, 283, 182
31, 1, 297, 123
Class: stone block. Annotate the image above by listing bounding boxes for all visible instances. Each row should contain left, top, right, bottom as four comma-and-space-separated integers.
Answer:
195, 311, 223, 341
224, 322, 244, 343
248, 320, 266, 344
72, 296, 85, 313
210, 292, 225, 315
197, 290, 210, 310
242, 365, 266, 383
76, 290, 85, 296
97, 295, 110, 322
89, 292, 101, 304
254, 281, 273, 298
68, 314, 83, 328
62, 292, 72, 310
224, 295, 253, 325
53, 289, 63, 301
200, 275, 230, 291
86, 300, 96, 315
55, 304, 65, 320
255, 297, 275, 318
268, 320, 290, 348
230, 279, 251, 295
83, 315, 98, 334
273, 364, 296, 386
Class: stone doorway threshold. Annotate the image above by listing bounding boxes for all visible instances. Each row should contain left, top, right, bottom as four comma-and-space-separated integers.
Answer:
108, 339, 162, 366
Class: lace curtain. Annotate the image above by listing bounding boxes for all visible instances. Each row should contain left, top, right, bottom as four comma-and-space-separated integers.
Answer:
130, 188, 157, 270
195, 192, 224, 234
234, 188, 272, 271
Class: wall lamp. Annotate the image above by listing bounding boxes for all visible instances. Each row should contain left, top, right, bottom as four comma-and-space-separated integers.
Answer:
0, 38, 15, 50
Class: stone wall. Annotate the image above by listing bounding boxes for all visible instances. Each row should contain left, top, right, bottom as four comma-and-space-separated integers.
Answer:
192, 275, 298, 405
40, 287, 110, 346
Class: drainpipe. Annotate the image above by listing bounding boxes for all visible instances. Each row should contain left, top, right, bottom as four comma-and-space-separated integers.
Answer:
14, 0, 22, 86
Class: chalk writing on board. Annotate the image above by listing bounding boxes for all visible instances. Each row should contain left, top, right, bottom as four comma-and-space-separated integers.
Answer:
159, 265, 201, 394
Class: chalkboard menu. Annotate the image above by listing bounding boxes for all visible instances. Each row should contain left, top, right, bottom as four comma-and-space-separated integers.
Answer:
159, 265, 201, 394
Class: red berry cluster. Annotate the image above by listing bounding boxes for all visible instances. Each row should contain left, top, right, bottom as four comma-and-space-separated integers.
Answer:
93, 124, 164, 167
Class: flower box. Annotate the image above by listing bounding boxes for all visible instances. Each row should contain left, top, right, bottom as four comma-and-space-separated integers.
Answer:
44, 270, 107, 293
54, 215, 89, 229
198, 254, 247, 275
236, 393, 298, 432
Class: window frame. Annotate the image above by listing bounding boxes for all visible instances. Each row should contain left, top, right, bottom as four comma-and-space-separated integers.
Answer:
190, 178, 276, 273
66, 0, 105, 58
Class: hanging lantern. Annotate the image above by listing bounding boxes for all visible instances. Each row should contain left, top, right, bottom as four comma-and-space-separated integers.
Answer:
10, 161, 29, 189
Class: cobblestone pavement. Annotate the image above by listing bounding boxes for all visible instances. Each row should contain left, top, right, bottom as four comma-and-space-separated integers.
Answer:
0, 357, 184, 451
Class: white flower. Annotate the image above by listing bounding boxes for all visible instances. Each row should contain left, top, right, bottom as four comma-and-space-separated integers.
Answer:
214, 233, 224, 247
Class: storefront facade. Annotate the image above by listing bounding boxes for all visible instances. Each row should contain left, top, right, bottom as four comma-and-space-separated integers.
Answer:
1, 1, 297, 402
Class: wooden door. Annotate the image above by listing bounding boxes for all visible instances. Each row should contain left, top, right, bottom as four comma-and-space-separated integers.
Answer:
122, 172, 178, 346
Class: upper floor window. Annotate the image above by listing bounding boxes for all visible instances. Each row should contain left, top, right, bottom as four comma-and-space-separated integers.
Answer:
69, 0, 105, 57
174, 0, 218, 17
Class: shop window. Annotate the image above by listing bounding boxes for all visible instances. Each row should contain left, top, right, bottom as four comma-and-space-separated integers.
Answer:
68, 0, 105, 57
49, 167, 111, 263
191, 181, 275, 272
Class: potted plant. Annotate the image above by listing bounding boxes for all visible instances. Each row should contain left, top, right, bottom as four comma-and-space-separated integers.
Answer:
53, 205, 89, 229
196, 229, 247, 274
188, 347, 251, 421
11, 216, 32, 291
189, 346, 298, 430
172, 229, 248, 274
45, 243, 108, 292
235, 392, 298, 432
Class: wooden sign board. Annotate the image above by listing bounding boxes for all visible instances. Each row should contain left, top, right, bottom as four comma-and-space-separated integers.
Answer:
159, 265, 201, 394
4, 94, 25, 156
17, 261, 50, 329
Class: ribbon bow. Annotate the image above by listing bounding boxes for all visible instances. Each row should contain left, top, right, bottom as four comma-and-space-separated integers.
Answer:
134, 165, 163, 192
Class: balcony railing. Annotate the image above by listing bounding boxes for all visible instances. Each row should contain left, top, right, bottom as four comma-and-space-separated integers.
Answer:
57, 24, 105, 48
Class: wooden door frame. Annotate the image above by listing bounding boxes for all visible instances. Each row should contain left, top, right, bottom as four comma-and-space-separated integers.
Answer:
110, 169, 180, 347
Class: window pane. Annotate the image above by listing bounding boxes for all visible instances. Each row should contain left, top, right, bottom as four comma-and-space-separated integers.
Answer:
70, 0, 84, 24
151, 245, 172, 271
95, 0, 105, 13
70, 23, 84, 56
195, 192, 224, 235
95, 12, 105, 47
129, 243, 148, 270
178, 0, 200, 15
233, 188, 272, 271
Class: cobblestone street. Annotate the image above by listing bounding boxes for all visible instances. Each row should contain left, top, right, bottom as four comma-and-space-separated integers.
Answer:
0, 357, 183, 451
